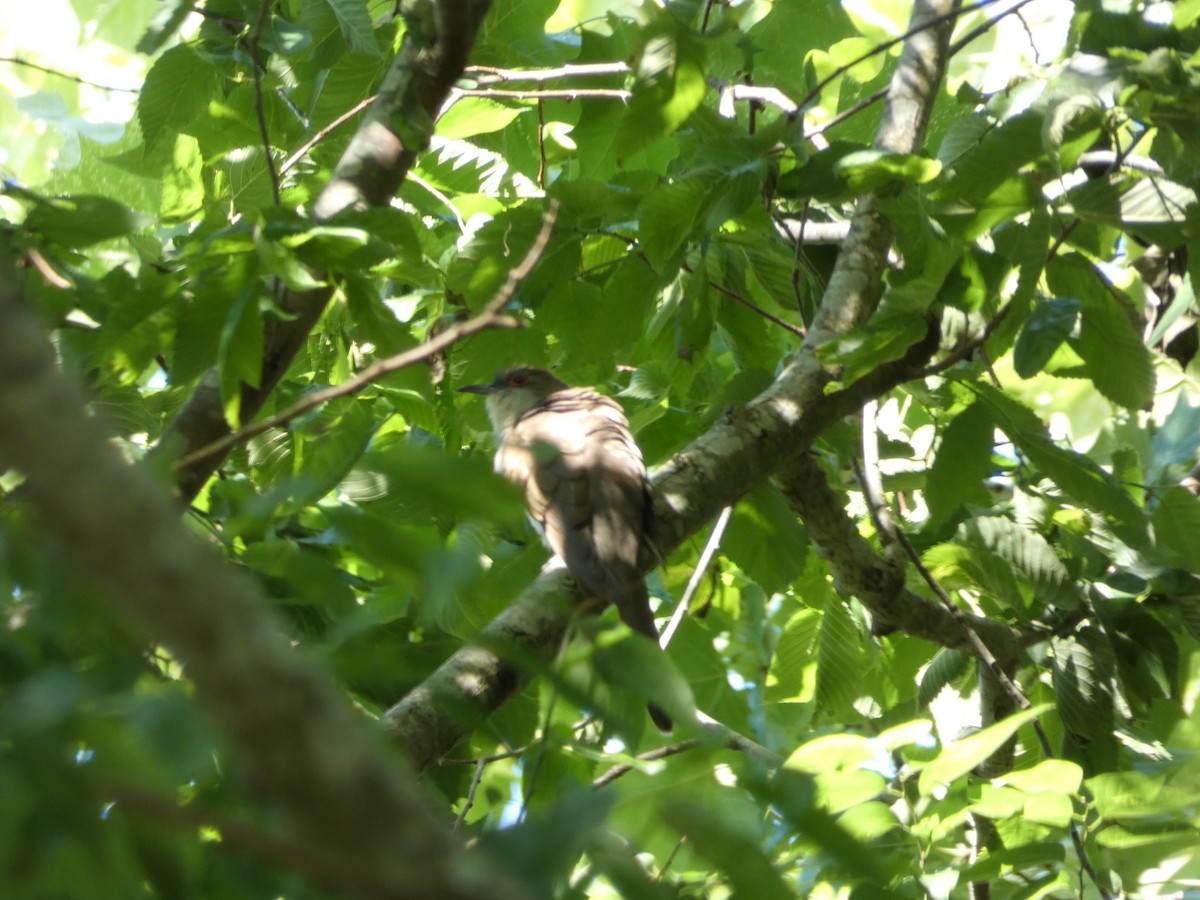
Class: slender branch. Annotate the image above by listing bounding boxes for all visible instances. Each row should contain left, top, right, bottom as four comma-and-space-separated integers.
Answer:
660, 506, 732, 647
455, 87, 629, 101
683, 263, 806, 337
592, 740, 699, 789
173, 201, 559, 474
454, 760, 487, 831
247, 0, 281, 205
280, 97, 377, 178
0, 55, 140, 93
796, 0, 1014, 118
464, 62, 631, 83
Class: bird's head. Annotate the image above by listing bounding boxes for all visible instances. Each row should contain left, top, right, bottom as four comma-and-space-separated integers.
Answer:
458, 367, 569, 433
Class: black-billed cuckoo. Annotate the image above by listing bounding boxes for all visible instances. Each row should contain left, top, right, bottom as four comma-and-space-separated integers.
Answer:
459, 367, 671, 731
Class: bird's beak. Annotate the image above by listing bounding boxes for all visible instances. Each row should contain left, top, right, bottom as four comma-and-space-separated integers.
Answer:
457, 381, 495, 395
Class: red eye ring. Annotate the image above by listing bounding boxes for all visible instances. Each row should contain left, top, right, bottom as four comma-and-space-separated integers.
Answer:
510, 374, 526, 386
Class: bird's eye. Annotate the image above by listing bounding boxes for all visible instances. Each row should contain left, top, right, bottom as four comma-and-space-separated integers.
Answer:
510, 374, 526, 386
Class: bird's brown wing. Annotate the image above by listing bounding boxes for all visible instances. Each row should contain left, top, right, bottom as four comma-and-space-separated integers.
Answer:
504, 388, 659, 641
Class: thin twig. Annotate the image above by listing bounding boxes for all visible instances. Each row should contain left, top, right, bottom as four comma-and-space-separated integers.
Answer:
247, 0, 281, 205
683, 264, 806, 337
0, 55, 140, 93
660, 506, 732, 647
455, 87, 629, 101
592, 740, 699, 788
454, 760, 487, 830
174, 201, 560, 473
280, 96, 376, 177
464, 63, 631, 83
797, 0, 1027, 116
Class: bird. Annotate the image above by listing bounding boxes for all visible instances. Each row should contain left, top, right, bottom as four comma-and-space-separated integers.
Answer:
459, 367, 672, 731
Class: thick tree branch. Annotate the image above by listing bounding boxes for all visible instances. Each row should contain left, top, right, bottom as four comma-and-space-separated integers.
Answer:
0, 257, 528, 900
159, 0, 493, 502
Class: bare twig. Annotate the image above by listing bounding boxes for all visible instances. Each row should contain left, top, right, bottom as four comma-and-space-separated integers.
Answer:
660, 506, 732, 648
592, 740, 699, 788
173, 201, 560, 474
280, 96, 377, 178
0, 55, 140, 93
455, 87, 629, 101
465, 63, 631, 83
454, 760, 487, 831
683, 263, 806, 337
247, 0, 281, 204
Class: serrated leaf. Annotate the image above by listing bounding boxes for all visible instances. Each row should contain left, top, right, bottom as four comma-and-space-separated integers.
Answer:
925, 401, 995, 526
918, 648, 972, 708
923, 542, 1025, 612
1152, 487, 1200, 570
1077, 293, 1156, 410
974, 384, 1146, 542
958, 516, 1076, 607
326, 0, 379, 56
1013, 297, 1081, 378
723, 483, 809, 594
815, 601, 863, 718
138, 44, 219, 149
916, 704, 1052, 795
767, 609, 820, 703
1052, 628, 1115, 750
640, 179, 708, 271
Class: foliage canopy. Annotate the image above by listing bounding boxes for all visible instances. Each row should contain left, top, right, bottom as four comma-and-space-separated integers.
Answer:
2, 0, 1200, 897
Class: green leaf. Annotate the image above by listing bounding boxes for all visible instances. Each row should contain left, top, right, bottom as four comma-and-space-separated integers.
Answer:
974, 384, 1146, 542
832, 149, 942, 193
958, 516, 1077, 607
925, 401, 995, 526
1076, 292, 1156, 411
674, 260, 717, 362
816, 307, 928, 387
437, 97, 528, 140
137, 44, 219, 149
1052, 627, 1118, 771
661, 794, 793, 900
616, 18, 706, 159
723, 482, 809, 595
916, 705, 1052, 795
21, 193, 144, 248
815, 601, 863, 719
1013, 297, 1081, 379
917, 648, 972, 708
640, 178, 708, 271
1152, 487, 1200, 570
326, 0, 380, 56
767, 609, 820, 703
217, 287, 265, 426
998, 759, 1084, 794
